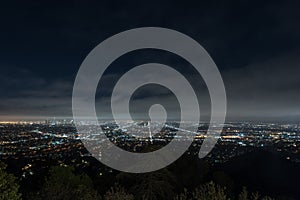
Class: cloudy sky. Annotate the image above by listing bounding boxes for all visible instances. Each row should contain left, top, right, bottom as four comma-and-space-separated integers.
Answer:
0, 0, 299, 122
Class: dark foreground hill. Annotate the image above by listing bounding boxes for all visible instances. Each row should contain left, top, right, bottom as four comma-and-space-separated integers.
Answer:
217, 149, 300, 199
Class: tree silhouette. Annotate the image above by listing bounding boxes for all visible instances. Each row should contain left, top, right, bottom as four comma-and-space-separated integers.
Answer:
192, 181, 227, 200
117, 168, 177, 200
212, 171, 234, 194
238, 187, 248, 200
33, 166, 100, 200
104, 184, 134, 200
0, 162, 22, 200
238, 187, 274, 200
174, 188, 189, 200
173, 182, 276, 200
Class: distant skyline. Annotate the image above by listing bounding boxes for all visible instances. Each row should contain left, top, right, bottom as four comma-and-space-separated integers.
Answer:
0, 0, 300, 122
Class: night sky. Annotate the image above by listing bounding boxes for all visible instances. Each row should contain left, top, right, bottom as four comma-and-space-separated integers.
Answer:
0, 0, 300, 122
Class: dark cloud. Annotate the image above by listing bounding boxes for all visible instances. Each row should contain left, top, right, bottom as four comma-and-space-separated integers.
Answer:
224, 50, 300, 121
0, 0, 299, 121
